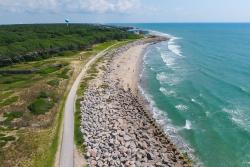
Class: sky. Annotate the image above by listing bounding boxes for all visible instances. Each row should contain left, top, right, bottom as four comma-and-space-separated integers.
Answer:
0, 0, 250, 24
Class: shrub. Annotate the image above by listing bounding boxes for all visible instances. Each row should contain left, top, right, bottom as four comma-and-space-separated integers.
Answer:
38, 91, 50, 98
57, 68, 70, 79
28, 98, 54, 115
39, 66, 60, 74
47, 79, 60, 87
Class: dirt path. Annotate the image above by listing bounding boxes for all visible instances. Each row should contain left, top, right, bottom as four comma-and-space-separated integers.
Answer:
59, 45, 115, 167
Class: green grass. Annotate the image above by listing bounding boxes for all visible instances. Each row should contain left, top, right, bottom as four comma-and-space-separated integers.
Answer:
0, 126, 9, 131
55, 50, 79, 57
74, 76, 98, 151
39, 66, 60, 75
0, 46, 74, 166
47, 79, 60, 87
109, 39, 137, 50
0, 96, 18, 107
3, 111, 23, 123
0, 36, 139, 167
0, 74, 41, 91
92, 41, 118, 52
74, 98, 84, 150
0, 74, 32, 84
0, 135, 15, 142
38, 91, 50, 98
57, 68, 70, 79
35, 80, 69, 167
75, 78, 89, 151
0, 135, 16, 147
28, 98, 54, 115
0, 90, 14, 100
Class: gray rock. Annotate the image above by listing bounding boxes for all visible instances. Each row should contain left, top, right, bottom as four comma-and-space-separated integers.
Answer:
147, 152, 154, 160
97, 160, 103, 167
124, 135, 131, 141
91, 160, 97, 166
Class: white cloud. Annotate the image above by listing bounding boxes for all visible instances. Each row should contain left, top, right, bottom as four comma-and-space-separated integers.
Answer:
117, 0, 137, 12
0, 0, 59, 12
0, 0, 140, 13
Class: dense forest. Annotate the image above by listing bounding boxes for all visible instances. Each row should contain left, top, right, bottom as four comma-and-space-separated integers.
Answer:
0, 24, 139, 67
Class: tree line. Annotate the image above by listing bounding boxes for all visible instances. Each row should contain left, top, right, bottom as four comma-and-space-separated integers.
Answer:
0, 24, 139, 67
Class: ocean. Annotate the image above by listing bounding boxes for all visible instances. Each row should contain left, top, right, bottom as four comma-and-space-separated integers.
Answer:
116, 23, 250, 167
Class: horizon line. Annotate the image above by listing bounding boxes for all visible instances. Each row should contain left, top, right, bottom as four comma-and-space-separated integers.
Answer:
1, 22, 250, 26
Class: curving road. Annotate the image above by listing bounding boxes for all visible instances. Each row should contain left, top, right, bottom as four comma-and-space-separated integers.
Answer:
59, 45, 115, 167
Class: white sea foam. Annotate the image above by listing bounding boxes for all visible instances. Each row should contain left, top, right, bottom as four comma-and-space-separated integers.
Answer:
160, 52, 176, 67
205, 111, 210, 117
184, 120, 192, 130
156, 72, 168, 83
222, 107, 250, 131
191, 97, 203, 107
156, 46, 161, 50
139, 85, 196, 157
175, 104, 189, 111
149, 30, 183, 57
156, 72, 180, 85
168, 37, 182, 56
140, 56, 201, 166
159, 87, 176, 96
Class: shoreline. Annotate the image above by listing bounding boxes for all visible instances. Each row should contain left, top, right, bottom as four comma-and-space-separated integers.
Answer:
80, 36, 192, 166
111, 36, 194, 161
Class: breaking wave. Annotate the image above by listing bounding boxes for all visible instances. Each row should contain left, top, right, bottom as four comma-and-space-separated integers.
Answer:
175, 104, 189, 111
156, 72, 181, 86
149, 30, 183, 57
138, 84, 195, 155
222, 107, 250, 131
159, 87, 176, 96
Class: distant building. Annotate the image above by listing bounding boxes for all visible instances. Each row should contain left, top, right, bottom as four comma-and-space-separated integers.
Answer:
128, 28, 149, 35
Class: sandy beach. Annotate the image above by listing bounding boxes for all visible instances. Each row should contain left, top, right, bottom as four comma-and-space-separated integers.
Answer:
109, 43, 148, 95
80, 37, 191, 167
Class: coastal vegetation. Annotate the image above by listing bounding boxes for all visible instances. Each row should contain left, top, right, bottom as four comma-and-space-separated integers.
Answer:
0, 24, 139, 167
0, 24, 138, 67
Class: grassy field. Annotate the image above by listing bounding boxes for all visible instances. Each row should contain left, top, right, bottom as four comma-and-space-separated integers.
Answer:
0, 38, 137, 167
0, 50, 80, 167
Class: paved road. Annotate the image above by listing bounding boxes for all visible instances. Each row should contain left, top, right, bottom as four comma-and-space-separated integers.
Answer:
59, 46, 114, 167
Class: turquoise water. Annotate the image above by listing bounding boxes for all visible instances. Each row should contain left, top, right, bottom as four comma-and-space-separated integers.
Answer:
119, 23, 250, 167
